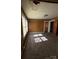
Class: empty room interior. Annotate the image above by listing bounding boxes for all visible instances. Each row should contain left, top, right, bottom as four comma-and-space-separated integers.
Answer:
21, 0, 58, 59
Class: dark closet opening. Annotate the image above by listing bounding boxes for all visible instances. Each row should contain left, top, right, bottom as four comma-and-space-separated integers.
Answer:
50, 22, 54, 32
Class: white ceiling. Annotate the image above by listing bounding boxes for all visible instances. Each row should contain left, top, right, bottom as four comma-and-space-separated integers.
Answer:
22, 0, 58, 19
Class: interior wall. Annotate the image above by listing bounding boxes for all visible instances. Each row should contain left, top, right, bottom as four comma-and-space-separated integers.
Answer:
28, 20, 44, 32
53, 17, 58, 34
22, 0, 58, 19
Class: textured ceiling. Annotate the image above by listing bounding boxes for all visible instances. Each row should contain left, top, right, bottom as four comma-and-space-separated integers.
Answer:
22, 0, 58, 19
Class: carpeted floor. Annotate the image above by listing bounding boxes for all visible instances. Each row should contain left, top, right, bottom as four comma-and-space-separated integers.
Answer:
22, 32, 58, 59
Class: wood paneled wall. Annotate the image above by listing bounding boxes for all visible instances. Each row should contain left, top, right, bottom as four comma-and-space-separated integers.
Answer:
53, 17, 58, 34
28, 20, 44, 32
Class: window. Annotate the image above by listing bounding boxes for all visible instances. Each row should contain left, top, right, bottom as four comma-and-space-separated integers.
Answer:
22, 12, 28, 38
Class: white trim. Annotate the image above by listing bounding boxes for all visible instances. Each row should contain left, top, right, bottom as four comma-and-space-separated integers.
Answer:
49, 19, 55, 22
48, 19, 55, 32
48, 21, 50, 32
43, 21, 45, 32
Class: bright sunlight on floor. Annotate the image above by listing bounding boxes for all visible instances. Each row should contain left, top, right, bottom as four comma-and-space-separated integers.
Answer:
33, 34, 48, 43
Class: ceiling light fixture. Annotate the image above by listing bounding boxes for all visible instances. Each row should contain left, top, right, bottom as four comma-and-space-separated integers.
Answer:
33, 0, 40, 5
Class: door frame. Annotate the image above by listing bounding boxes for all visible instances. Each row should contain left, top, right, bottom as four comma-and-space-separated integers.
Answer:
48, 19, 55, 32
